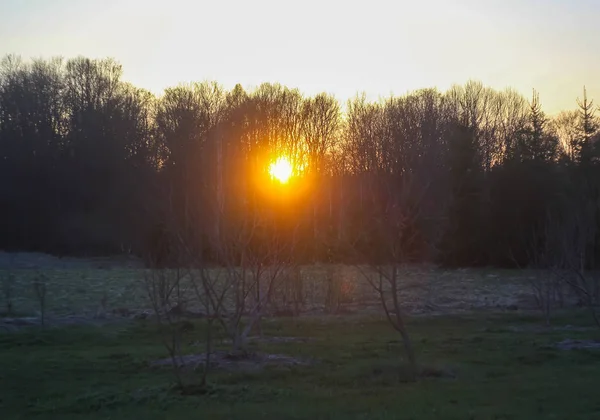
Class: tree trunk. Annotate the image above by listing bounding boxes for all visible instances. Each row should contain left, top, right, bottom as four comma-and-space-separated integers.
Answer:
390, 265, 418, 380
398, 327, 418, 381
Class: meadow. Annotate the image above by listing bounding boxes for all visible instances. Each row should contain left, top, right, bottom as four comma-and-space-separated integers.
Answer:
1, 253, 599, 419
0, 252, 538, 322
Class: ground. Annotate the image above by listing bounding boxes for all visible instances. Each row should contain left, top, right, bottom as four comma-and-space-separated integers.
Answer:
1, 253, 599, 419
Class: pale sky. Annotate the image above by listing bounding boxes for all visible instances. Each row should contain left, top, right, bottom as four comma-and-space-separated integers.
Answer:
1, 0, 599, 115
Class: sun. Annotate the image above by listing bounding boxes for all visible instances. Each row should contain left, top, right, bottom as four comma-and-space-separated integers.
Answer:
269, 157, 293, 183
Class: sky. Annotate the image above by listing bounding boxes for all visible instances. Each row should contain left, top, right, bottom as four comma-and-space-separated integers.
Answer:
1, 0, 599, 115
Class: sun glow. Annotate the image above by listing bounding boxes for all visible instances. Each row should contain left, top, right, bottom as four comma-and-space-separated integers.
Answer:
269, 157, 293, 183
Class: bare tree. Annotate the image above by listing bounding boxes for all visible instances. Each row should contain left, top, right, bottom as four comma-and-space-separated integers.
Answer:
195, 200, 298, 352
143, 263, 188, 390
358, 172, 429, 381
301, 92, 341, 257
512, 225, 565, 326
344, 121, 431, 375
301, 93, 340, 174
446, 81, 529, 170
341, 89, 453, 379
542, 187, 600, 328
550, 110, 580, 161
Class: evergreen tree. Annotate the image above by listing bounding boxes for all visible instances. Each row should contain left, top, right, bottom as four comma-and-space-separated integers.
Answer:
575, 87, 598, 164
509, 90, 558, 162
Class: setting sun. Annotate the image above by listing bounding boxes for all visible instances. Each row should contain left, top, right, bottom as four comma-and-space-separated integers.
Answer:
269, 157, 293, 183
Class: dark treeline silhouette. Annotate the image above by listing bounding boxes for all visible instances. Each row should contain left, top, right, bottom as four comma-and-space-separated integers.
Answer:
1, 55, 600, 267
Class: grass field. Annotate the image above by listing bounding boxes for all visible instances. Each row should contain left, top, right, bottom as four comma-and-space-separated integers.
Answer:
1, 263, 542, 320
1, 256, 599, 419
1, 310, 600, 419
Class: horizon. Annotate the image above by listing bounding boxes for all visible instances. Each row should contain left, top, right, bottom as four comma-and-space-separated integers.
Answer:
2, 0, 600, 115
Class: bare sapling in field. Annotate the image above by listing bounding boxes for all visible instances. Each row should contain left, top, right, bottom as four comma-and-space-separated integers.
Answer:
32, 273, 48, 328
191, 207, 297, 353
276, 265, 304, 316
321, 265, 357, 314
324, 265, 342, 314
355, 174, 432, 381
2, 255, 16, 316
145, 199, 224, 389
143, 256, 190, 390
512, 227, 565, 326
173, 232, 231, 384
340, 94, 458, 380
2, 271, 16, 316
543, 195, 600, 329
183, 262, 224, 386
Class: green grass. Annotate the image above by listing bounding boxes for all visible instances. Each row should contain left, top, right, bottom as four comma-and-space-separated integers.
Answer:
1, 311, 600, 419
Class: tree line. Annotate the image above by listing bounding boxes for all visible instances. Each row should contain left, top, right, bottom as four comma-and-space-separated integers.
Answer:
1, 55, 599, 268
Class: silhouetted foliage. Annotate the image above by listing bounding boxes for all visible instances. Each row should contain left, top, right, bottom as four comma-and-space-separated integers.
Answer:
1, 55, 600, 268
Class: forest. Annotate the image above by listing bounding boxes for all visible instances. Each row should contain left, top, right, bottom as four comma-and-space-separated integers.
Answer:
1, 54, 599, 268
